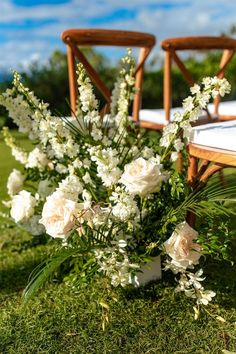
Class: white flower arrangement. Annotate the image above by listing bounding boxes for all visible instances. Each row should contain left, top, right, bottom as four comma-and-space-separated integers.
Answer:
0, 50, 234, 316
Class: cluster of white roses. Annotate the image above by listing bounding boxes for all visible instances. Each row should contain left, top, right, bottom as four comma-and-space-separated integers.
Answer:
0, 50, 231, 311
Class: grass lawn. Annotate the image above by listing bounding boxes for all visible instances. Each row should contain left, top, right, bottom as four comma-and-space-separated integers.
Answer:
0, 133, 236, 354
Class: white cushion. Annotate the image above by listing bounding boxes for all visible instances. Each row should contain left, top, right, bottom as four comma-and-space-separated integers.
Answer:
139, 100, 236, 126
139, 107, 180, 125
208, 100, 236, 116
190, 120, 236, 151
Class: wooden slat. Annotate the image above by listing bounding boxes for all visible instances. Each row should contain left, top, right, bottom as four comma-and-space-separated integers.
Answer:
61, 28, 156, 126
62, 29, 156, 47
162, 36, 236, 51
188, 143, 236, 167
163, 51, 171, 122
67, 38, 111, 103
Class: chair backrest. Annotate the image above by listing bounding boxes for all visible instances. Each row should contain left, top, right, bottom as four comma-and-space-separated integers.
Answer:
161, 36, 236, 123
61, 28, 156, 121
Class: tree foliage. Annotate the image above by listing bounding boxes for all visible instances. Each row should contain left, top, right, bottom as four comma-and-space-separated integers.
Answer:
1, 45, 236, 127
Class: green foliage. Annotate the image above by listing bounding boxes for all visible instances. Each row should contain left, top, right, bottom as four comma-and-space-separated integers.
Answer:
21, 50, 70, 115
2, 43, 236, 125
1, 132, 236, 353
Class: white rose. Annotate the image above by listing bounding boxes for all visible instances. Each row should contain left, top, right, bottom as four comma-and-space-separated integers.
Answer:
7, 169, 25, 196
164, 222, 202, 270
120, 157, 167, 196
10, 190, 36, 223
39, 192, 79, 239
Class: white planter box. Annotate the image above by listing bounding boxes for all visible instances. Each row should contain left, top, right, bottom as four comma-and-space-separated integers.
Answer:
137, 255, 162, 286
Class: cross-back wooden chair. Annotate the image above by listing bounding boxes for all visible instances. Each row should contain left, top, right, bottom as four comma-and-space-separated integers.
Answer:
186, 119, 236, 226
140, 36, 236, 128
162, 36, 236, 124
158, 37, 236, 226
61, 28, 156, 127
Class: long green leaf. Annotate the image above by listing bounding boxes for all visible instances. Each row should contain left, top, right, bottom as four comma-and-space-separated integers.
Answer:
22, 248, 78, 305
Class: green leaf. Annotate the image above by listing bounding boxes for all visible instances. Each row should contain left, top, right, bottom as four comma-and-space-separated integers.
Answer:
22, 248, 78, 306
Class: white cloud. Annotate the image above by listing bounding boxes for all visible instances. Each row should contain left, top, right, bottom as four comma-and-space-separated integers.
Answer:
0, 0, 236, 70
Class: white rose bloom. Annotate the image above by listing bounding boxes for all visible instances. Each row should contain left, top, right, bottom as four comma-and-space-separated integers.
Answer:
10, 190, 36, 223
164, 221, 202, 270
39, 192, 79, 239
7, 169, 25, 196
120, 157, 167, 196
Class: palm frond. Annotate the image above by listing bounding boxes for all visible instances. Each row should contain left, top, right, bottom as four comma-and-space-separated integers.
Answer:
168, 180, 236, 222
23, 248, 78, 306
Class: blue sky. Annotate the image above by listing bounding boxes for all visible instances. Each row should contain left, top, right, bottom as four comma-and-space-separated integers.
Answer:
1, 0, 236, 73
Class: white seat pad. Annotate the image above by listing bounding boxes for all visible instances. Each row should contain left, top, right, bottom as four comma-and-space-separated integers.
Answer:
190, 120, 236, 151
139, 100, 236, 125
208, 100, 236, 116
139, 107, 181, 125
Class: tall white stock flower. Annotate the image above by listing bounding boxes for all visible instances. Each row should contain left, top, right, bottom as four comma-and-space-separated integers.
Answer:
11, 147, 28, 165
90, 147, 122, 187
39, 191, 79, 239
77, 64, 98, 112
120, 157, 167, 196
10, 190, 36, 223
164, 221, 202, 270
26, 147, 48, 171
160, 122, 178, 148
7, 169, 25, 196
56, 174, 83, 201
110, 188, 138, 221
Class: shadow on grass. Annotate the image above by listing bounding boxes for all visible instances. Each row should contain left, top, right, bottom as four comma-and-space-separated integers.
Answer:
0, 256, 45, 294
122, 256, 236, 311
204, 257, 236, 309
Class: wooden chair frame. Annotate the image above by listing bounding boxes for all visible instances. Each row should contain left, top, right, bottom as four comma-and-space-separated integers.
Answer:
186, 142, 236, 226
161, 36, 236, 123
61, 28, 156, 126
161, 37, 236, 225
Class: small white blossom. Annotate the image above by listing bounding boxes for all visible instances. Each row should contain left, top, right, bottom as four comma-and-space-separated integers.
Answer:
10, 190, 36, 223
7, 169, 25, 196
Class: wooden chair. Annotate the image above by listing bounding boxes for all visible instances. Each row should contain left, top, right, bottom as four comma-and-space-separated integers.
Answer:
188, 120, 236, 183
186, 120, 236, 226
61, 28, 156, 128
140, 36, 236, 128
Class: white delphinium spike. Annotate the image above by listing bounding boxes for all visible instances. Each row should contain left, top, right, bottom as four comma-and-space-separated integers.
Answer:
110, 187, 139, 221
89, 146, 122, 187
160, 76, 231, 160
2, 127, 28, 165
76, 64, 98, 113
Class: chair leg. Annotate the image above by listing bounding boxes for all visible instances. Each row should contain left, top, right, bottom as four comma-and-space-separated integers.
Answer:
186, 211, 196, 228
177, 152, 183, 173
187, 155, 198, 186
219, 170, 227, 188
186, 154, 198, 228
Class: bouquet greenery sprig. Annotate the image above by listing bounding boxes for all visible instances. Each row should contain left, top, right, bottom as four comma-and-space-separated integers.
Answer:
1, 50, 235, 316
